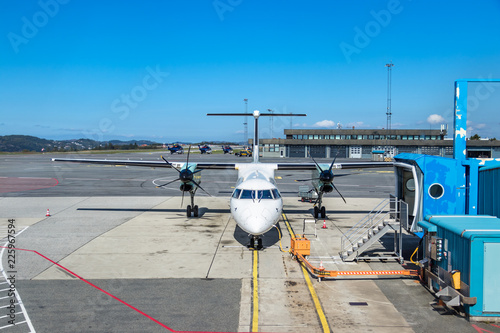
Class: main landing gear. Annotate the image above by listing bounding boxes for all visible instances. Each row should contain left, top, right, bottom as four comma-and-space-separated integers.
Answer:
187, 204, 199, 217
248, 236, 263, 250
186, 189, 199, 217
313, 192, 327, 219
314, 205, 326, 219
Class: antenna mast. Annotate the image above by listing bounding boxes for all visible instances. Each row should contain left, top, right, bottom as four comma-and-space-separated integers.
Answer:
386, 61, 394, 132
385, 61, 394, 157
243, 99, 248, 145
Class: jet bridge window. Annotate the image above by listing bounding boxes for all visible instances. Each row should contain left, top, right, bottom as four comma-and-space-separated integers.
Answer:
232, 189, 242, 199
257, 190, 274, 200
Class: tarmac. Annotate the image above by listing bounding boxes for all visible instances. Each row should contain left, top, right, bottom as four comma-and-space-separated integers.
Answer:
1, 153, 499, 332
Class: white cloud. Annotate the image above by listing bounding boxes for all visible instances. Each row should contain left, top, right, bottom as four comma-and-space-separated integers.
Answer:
427, 114, 445, 125
345, 121, 365, 129
313, 120, 336, 128
466, 121, 487, 135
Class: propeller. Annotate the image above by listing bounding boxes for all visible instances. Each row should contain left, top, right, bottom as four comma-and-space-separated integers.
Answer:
305, 150, 346, 203
156, 146, 212, 206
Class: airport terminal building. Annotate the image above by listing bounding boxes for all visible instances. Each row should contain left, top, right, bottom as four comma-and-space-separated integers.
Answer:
256, 128, 500, 159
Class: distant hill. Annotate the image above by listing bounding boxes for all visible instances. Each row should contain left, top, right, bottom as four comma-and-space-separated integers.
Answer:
108, 139, 158, 146
0, 135, 99, 152
0, 135, 56, 152
0, 135, 240, 152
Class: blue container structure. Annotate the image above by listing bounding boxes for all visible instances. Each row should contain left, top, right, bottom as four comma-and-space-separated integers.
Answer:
479, 162, 500, 218
389, 80, 500, 321
418, 215, 500, 319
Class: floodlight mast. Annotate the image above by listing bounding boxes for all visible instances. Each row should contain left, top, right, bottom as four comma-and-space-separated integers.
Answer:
243, 99, 248, 145
385, 61, 394, 158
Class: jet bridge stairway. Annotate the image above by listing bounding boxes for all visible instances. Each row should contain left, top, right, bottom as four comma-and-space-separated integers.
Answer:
340, 196, 407, 262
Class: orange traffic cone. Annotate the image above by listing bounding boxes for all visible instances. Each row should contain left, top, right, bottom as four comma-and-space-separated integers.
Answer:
319, 261, 325, 271
322, 220, 327, 229
46, 209, 51, 217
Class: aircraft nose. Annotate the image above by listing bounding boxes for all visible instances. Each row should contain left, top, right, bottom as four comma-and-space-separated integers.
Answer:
243, 216, 270, 235
238, 208, 275, 235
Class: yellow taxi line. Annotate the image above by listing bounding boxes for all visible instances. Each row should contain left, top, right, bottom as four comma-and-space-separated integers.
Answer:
252, 250, 259, 332
282, 212, 331, 333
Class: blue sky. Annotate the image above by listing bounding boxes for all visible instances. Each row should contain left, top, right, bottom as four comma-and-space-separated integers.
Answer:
1, 0, 500, 143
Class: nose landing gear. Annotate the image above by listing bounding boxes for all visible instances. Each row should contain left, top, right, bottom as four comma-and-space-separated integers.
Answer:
248, 236, 263, 250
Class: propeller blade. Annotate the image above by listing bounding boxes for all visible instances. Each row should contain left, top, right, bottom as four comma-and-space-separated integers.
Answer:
332, 183, 347, 203
185, 145, 192, 170
191, 179, 212, 197
180, 190, 185, 207
295, 178, 320, 182
328, 150, 341, 172
161, 155, 181, 173
308, 152, 323, 171
156, 178, 181, 188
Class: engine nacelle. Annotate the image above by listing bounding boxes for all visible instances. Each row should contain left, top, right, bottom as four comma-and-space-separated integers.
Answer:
180, 183, 193, 192
320, 184, 333, 193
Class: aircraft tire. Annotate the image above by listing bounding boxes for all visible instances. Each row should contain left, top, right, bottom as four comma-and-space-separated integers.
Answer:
314, 206, 319, 218
320, 206, 326, 218
187, 205, 192, 217
258, 238, 263, 250
193, 205, 199, 217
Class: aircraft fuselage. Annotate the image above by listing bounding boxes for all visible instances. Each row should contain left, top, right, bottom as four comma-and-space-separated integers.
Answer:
230, 163, 282, 236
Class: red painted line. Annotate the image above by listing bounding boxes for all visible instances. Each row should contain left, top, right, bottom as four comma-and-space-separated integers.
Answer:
471, 324, 496, 333
0, 246, 174, 331
0, 177, 59, 193
0, 246, 255, 333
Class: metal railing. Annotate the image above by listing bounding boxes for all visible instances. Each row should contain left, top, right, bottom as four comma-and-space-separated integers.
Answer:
341, 195, 399, 257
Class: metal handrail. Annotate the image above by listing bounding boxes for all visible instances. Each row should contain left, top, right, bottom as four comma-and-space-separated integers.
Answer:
341, 196, 399, 256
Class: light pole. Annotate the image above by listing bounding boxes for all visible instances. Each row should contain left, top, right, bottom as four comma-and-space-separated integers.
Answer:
243, 99, 248, 144
385, 61, 394, 157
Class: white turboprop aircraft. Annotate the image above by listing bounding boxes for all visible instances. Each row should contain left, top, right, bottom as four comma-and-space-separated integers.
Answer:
53, 111, 392, 249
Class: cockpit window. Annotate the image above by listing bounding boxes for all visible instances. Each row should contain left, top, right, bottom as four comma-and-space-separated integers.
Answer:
257, 190, 273, 200
237, 189, 279, 200
232, 189, 241, 199
240, 189, 254, 199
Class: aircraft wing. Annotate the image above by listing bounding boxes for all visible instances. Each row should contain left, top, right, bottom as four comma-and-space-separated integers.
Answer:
276, 161, 393, 170
52, 158, 237, 170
